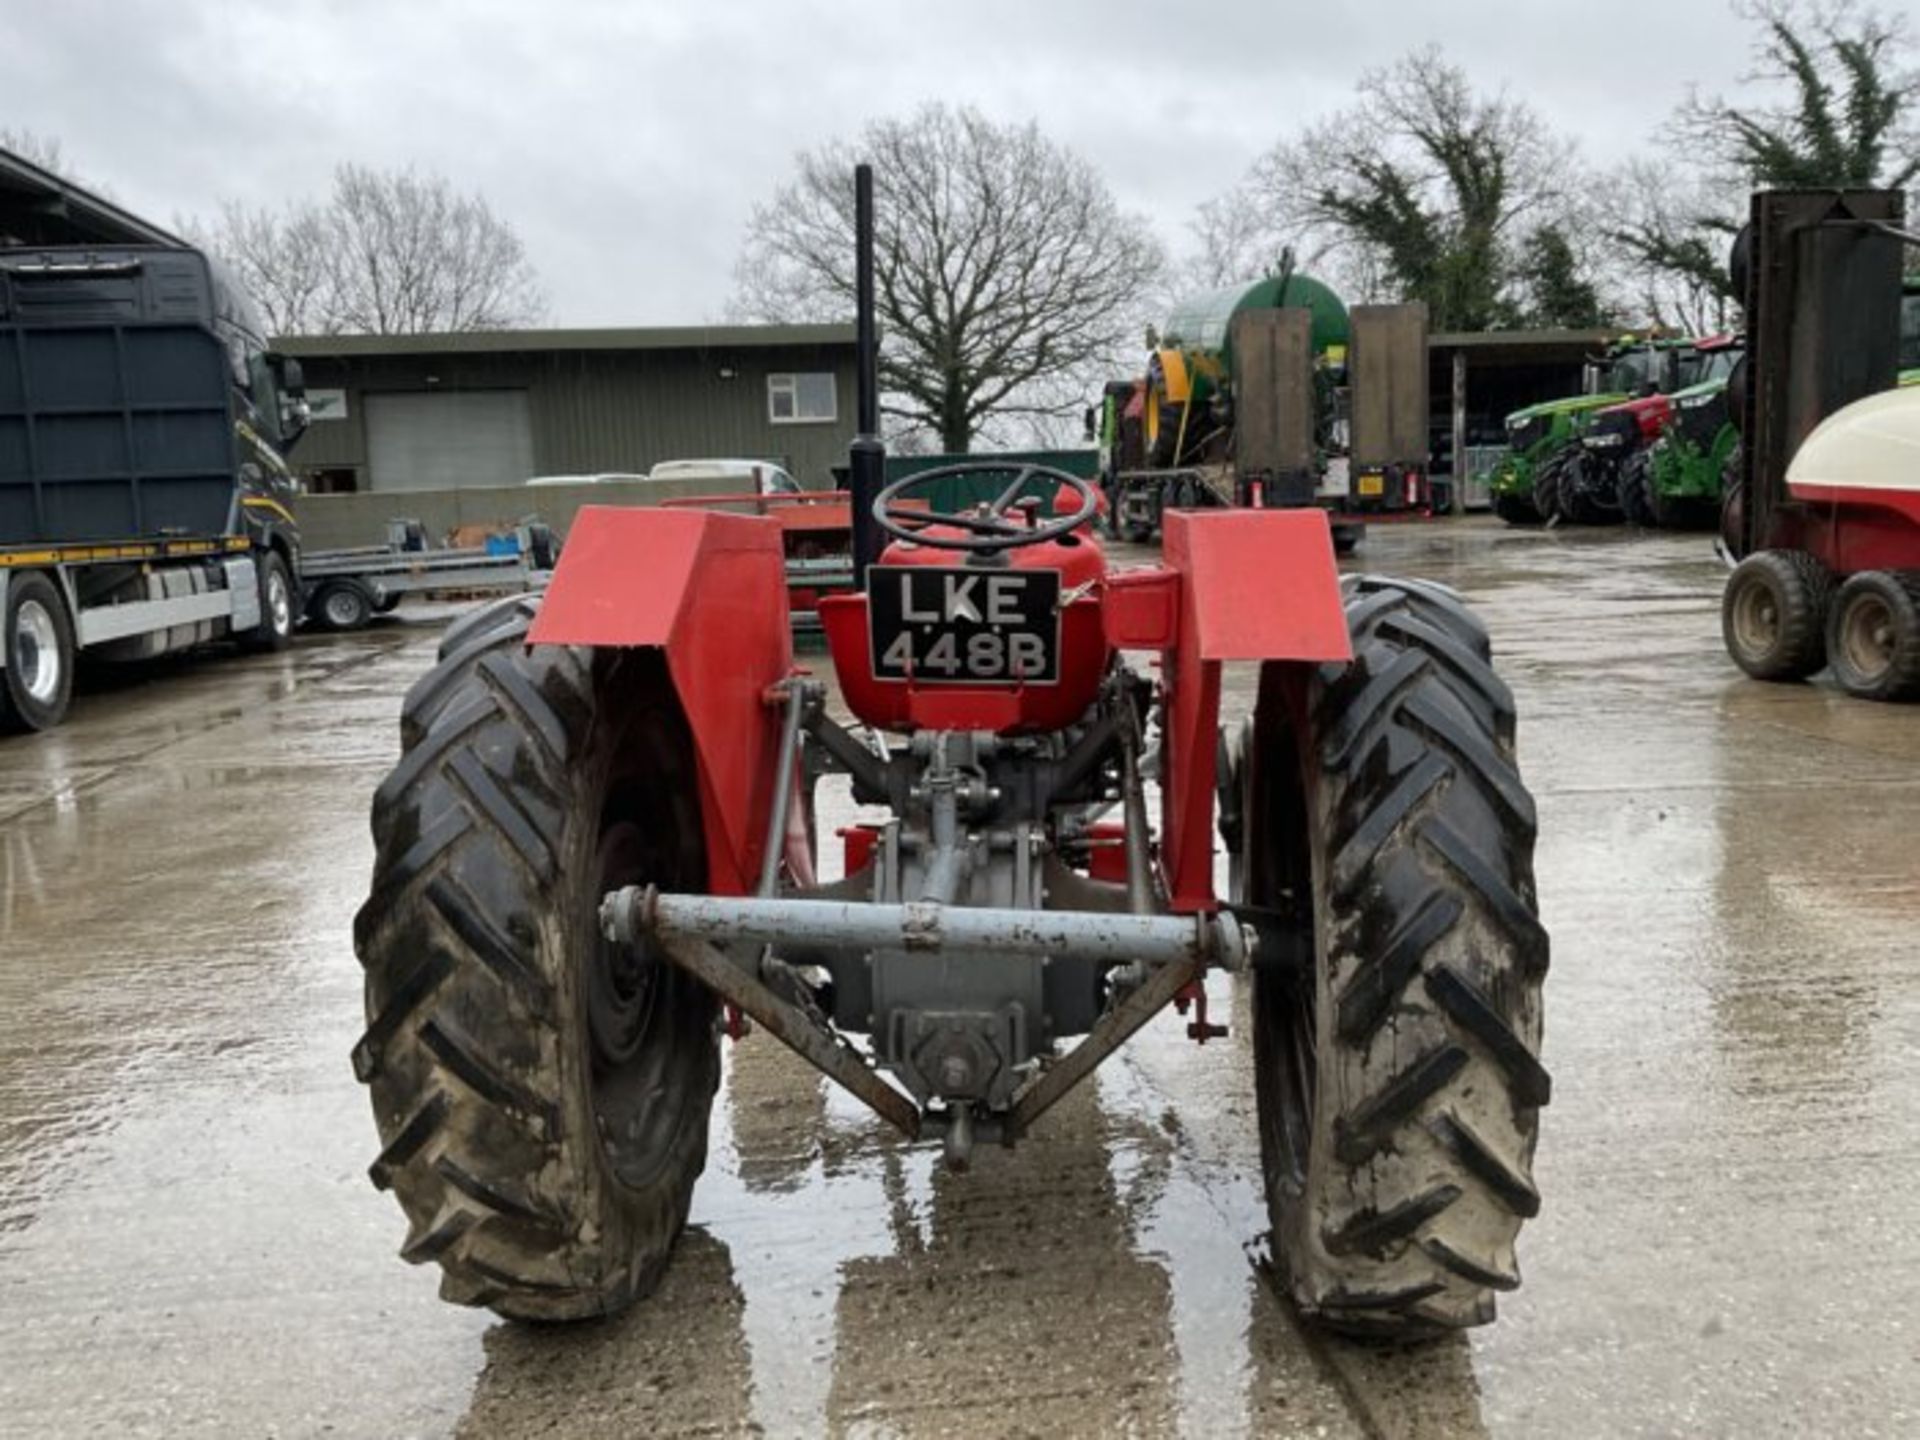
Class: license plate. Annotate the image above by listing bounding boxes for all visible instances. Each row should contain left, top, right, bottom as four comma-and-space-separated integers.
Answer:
868, 566, 1061, 684
1357, 472, 1385, 497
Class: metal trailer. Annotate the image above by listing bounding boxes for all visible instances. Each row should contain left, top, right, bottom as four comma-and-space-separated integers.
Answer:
1343, 303, 1434, 516
0, 245, 308, 734
1110, 309, 1364, 552
297, 519, 557, 632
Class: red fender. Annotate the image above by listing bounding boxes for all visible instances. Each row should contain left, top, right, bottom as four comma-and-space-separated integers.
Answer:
527, 506, 793, 896
1108, 510, 1351, 912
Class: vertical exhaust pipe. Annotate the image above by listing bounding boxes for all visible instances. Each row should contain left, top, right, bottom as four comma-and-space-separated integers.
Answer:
848, 163, 886, 589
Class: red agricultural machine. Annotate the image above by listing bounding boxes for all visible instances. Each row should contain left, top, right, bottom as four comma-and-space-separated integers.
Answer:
1721, 189, 1920, 701
352, 168, 1549, 1341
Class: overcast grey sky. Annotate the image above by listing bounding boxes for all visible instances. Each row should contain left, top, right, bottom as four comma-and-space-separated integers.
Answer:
5, 1, 1762, 327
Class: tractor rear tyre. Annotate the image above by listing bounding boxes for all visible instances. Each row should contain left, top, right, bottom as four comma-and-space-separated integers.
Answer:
353, 596, 720, 1320
1492, 491, 1542, 527
1825, 571, 1920, 702
1718, 447, 1747, 559
1238, 576, 1548, 1339
1722, 550, 1832, 683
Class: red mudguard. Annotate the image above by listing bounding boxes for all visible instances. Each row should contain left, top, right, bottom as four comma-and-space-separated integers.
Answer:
1109, 510, 1351, 912
528, 506, 793, 896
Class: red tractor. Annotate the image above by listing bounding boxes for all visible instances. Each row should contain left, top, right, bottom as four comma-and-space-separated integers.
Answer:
351, 169, 1549, 1342
1720, 189, 1920, 701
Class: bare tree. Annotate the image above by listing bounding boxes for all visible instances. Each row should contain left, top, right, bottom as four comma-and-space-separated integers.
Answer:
183, 199, 333, 336
1605, 162, 1746, 335
1, 128, 70, 175
732, 104, 1165, 454
189, 164, 547, 336
1202, 48, 1606, 330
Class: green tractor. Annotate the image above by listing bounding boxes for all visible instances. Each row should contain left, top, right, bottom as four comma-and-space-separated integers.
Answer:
1488, 336, 1695, 525
1620, 339, 1744, 528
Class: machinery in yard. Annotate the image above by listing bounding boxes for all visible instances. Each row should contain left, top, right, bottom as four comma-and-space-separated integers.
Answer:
1098, 270, 1400, 553
1488, 335, 1696, 526
352, 166, 1550, 1342
0, 243, 309, 732
1619, 342, 1744, 529
1720, 189, 1920, 701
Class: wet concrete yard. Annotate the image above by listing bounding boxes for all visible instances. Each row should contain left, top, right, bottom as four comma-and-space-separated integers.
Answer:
2, 519, 1917, 1436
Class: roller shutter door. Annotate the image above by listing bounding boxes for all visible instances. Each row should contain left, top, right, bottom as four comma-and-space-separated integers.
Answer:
365, 390, 534, 491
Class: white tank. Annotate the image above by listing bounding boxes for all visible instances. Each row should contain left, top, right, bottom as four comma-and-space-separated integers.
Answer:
1786, 383, 1920, 497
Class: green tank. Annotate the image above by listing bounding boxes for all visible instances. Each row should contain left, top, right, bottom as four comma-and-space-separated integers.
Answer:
1161, 273, 1351, 378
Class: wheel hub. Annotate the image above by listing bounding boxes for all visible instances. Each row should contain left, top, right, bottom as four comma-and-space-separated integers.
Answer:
15, 599, 61, 704
1734, 586, 1779, 651
267, 569, 292, 634
324, 588, 361, 628
589, 820, 659, 1070
1841, 595, 1894, 680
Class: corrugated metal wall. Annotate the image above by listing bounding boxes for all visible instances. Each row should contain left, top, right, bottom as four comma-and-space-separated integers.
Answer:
290, 342, 857, 490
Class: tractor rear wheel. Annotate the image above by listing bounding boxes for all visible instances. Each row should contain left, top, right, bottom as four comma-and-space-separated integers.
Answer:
1825, 571, 1920, 702
1491, 491, 1542, 526
353, 596, 719, 1320
1722, 550, 1832, 682
1239, 576, 1548, 1339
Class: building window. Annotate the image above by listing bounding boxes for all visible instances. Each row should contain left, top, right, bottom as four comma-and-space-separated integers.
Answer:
768, 372, 837, 424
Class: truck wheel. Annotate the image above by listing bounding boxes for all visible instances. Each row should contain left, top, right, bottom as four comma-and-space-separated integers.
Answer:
1240, 576, 1547, 1339
0, 571, 76, 734
1825, 571, 1920, 702
1722, 550, 1832, 682
241, 552, 296, 652
311, 580, 374, 632
353, 603, 719, 1320
1618, 452, 1657, 527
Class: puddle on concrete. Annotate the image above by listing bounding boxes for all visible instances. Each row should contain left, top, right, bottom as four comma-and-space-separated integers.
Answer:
3, 528, 1919, 1436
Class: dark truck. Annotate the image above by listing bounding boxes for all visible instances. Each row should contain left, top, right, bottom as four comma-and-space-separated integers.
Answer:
0, 245, 308, 731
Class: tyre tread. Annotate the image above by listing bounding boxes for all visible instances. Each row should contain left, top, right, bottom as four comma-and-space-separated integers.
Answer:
1252, 576, 1548, 1340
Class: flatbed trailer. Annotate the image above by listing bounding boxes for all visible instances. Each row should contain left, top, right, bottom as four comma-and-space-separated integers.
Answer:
297, 521, 556, 631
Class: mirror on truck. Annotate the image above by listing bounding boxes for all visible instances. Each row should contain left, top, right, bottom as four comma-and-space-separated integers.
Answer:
269, 354, 311, 445
276, 355, 306, 397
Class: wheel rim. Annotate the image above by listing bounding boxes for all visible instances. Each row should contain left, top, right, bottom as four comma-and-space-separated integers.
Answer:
1731, 578, 1780, 657
585, 719, 712, 1192
14, 598, 61, 704
1249, 720, 1318, 1198
267, 568, 292, 635
589, 820, 661, 1070
324, 589, 362, 628
1839, 592, 1895, 684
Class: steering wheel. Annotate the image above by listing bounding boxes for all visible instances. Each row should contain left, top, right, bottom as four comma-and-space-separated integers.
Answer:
872, 462, 1099, 553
